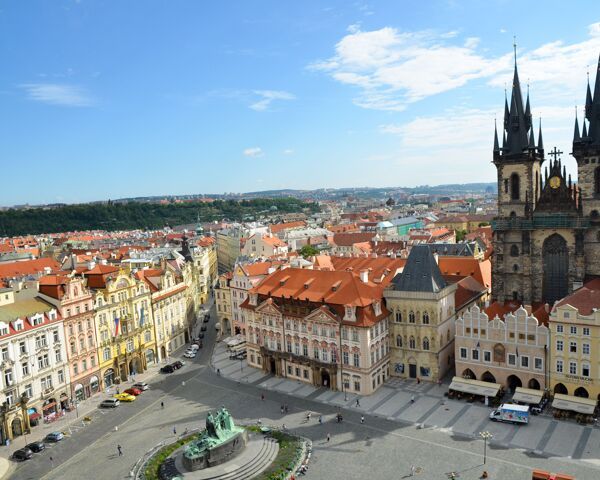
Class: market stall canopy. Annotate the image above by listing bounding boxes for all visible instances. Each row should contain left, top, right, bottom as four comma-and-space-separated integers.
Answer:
449, 376, 501, 397
552, 393, 597, 415
512, 387, 544, 405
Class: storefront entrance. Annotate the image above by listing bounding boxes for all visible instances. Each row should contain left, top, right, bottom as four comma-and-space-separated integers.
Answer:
321, 370, 331, 388
409, 364, 417, 378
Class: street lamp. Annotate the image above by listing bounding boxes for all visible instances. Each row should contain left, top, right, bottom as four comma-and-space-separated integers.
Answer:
479, 431, 493, 464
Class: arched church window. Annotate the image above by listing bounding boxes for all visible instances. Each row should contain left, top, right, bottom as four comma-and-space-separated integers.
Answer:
595, 167, 600, 195
510, 245, 519, 257
591, 210, 599, 220
513, 264, 519, 272
511, 173, 520, 200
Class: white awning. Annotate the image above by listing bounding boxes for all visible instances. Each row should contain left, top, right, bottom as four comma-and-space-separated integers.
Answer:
512, 387, 544, 405
552, 393, 597, 415
449, 376, 501, 397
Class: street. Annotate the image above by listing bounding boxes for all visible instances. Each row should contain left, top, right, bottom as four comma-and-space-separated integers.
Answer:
9, 304, 600, 480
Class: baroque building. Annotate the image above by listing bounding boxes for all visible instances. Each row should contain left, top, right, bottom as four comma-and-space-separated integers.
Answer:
491, 52, 599, 306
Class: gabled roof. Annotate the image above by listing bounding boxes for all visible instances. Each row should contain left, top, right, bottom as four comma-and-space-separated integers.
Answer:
270, 221, 306, 234
391, 245, 447, 293
0, 258, 61, 280
555, 278, 600, 316
333, 232, 376, 247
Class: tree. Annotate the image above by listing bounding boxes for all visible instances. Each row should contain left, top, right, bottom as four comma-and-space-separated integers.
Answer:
386, 197, 395, 207
456, 229, 468, 242
299, 245, 319, 258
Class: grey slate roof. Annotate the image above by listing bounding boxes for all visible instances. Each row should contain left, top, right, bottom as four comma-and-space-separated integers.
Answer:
391, 245, 447, 293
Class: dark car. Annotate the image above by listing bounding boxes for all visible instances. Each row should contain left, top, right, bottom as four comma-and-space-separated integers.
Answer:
203, 316, 210, 323
172, 360, 184, 370
200, 325, 207, 332
160, 365, 175, 374
13, 448, 33, 461
198, 332, 205, 339
25, 441, 45, 453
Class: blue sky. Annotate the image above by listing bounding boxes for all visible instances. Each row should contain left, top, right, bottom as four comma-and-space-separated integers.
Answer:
1, 1, 600, 205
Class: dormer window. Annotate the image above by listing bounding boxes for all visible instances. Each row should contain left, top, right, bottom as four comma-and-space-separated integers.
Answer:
249, 293, 258, 306
344, 306, 356, 321
373, 301, 382, 316
0, 324, 8, 336
14, 319, 25, 330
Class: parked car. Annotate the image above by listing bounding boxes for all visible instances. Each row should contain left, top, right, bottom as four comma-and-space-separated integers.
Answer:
172, 360, 184, 369
198, 332, 205, 339
124, 387, 143, 396
200, 325, 207, 332
203, 316, 210, 323
190, 344, 200, 351
13, 448, 33, 461
26, 441, 45, 453
161, 365, 175, 374
100, 398, 120, 408
114, 393, 136, 402
133, 382, 149, 391
184, 351, 197, 358
45, 432, 64, 442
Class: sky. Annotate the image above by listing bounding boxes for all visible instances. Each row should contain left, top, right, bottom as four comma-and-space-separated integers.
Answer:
1, 1, 600, 205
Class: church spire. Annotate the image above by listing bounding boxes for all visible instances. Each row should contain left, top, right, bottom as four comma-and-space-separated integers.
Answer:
525, 83, 532, 130
583, 119, 588, 138
537, 117, 544, 154
528, 128, 535, 149
587, 53, 600, 144
573, 107, 581, 142
503, 41, 530, 155
585, 69, 593, 120
493, 119, 500, 152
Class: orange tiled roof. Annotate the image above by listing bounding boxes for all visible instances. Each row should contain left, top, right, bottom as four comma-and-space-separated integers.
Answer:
333, 232, 376, 247
437, 257, 491, 290
555, 278, 600, 316
270, 221, 306, 234
330, 256, 405, 282
0, 258, 61, 280
261, 236, 287, 248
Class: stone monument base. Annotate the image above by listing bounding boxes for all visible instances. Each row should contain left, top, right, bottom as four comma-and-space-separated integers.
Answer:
182, 429, 248, 472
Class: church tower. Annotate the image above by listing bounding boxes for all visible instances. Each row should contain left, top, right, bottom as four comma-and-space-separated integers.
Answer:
572, 55, 600, 276
492, 47, 587, 306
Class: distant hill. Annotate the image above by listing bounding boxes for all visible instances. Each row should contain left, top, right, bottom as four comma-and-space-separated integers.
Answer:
0, 198, 317, 236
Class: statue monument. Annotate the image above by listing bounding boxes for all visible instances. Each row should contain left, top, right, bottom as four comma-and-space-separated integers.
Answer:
182, 407, 248, 471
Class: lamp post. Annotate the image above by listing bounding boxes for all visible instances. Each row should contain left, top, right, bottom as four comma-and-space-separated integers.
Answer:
479, 431, 493, 464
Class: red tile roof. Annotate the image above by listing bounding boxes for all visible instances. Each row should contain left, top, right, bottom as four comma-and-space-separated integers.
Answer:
270, 221, 306, 234
0, 258, 61, 280
555, 278, 600, 316
333, 232, 376, 247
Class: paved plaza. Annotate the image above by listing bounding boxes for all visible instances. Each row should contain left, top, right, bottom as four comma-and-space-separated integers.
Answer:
6, 314, 600, 480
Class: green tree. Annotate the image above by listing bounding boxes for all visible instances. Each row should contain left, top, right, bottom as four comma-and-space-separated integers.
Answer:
299, 245, 319, 258
455, 229, 468, 242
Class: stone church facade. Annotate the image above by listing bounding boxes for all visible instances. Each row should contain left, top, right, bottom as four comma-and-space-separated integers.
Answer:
492, 54, 600, 306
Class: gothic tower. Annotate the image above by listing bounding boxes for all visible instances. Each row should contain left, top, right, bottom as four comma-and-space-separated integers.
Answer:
492, 49, 587, 306
572, 55, 600, 277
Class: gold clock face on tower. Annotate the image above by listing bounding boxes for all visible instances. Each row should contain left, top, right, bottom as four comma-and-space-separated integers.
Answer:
549, 176, 561, 189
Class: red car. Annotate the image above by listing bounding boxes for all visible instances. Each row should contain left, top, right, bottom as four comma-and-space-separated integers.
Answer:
124, 387, 143, 396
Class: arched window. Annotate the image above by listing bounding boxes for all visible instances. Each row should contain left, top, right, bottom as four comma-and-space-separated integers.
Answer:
510, 173, 520, 200
409, 311, 416, 323
510, 245, 519, 257
396, 335, 402, 347
595, 167, 600, 195
409, 336, 416, 349
423, 337, 430, 350
395, 311, 402, 323
422, 312, 430, 324
513, 264, 519, 272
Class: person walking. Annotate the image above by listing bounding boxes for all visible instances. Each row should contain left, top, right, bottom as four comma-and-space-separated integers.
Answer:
410, 465, 416, 476
284, 404, 289, 414
306, 411, 311, 421
173, 426, 177, 436
326, 433, 331, 443
117, 445, 122, 457
261, 393, 265, 401
161, 401, 164, 409
318, 415, 322, 424
281, 405, 285, 414
217, 368, 221, 376
355, 398, 360, 407
410, 395, 415, 404
361, 415, 365, 424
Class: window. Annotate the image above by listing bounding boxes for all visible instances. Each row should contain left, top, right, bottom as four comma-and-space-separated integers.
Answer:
510, 172, 520, 200
582, 364, 591, 377
395, 311, 402, 323
472, 349, 479, 360
322, 350, 329, 362
556, 340, 563, 352
19, 341, 27, 355
22, 362, 29, 376
396, 335, 403, 347
508, 354, 516, 366
354, 380, 361, 392
422, 312, 429, 324
534, 357, 543, 370
510, 245, 519, 257
409, 311, 416, 323
556, 359, 563, 373
343, 351, 349, 365
583, 327, 590, 336
570, 326, 577, 335
58, 370, 65, 383
353, 353, 360, 367
483, 351, 491, 362
4, 369, 13, 386
79, 338, 85, 350
287, 342, 292, 353
144, 330, 151, 343
91, 356, 96, 367
35, 335, 47, 349
55, 350, 62, 363
73, 362, 79, 375
82, 359, 87, 371
569, 361, 577, 375
423, 337, 430, 350
287, 365, 292, 375
570, 341, 577, 353
520, 356, 529, 368
409, 336, 416, 349
24, 383, 33, 398
0, 346, 8, 361
556, 324, 563, 333
53, 330, 60, 343
459, 347, 468, 359
351, 330, 359, 342
303, 344, 308, 357
37, 354, 49, 369
103, 347, 111, 361
126, 339, 134, 353
313, 347, 319, 360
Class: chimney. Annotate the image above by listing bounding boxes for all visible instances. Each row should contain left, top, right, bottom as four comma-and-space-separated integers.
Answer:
359, 269, 369, 283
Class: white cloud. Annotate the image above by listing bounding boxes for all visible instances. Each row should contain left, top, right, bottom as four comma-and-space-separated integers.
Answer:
249, 90, 295, 111
283, 149, 294, 155
243, 147, 264, 157
20, 83, 94, 107
310, 26, 506, 111
310, 22, 600, 111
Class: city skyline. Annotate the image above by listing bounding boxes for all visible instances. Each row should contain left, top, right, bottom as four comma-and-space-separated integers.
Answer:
2, 1, 600, 205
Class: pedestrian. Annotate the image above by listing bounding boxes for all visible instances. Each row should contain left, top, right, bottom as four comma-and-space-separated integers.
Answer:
217, 368, 221, 376
284, 404, 289, 414
326, 433, 331, 442
116, 387, 120, 394
50, 456, 54, 468
411, 395, 415, 404
281, 405, 285, 414
417, 377, 421, 385
361, 415, 365, 424
318, 415, 322, 424
173, 426, 177, 435
410, 465, 416, 476
306, 411, 311, 421
117, 445, 122, 456
355, 398, 360, 407
261, 393, 265, 401
184, 427, 189, 435
282, 424, 287, 431
161, 401, 164, 409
